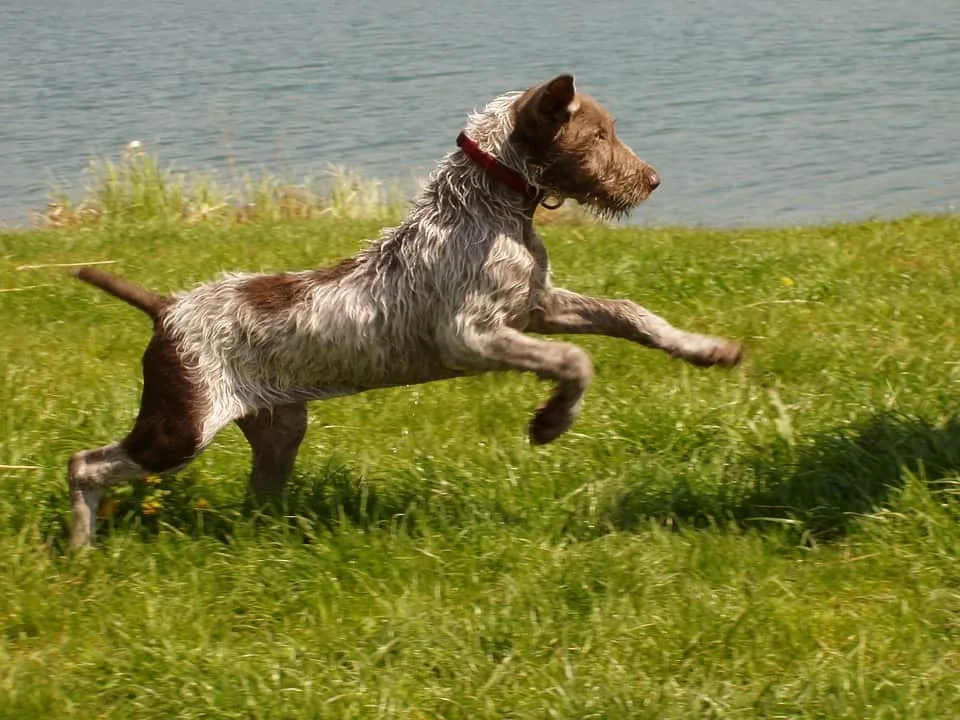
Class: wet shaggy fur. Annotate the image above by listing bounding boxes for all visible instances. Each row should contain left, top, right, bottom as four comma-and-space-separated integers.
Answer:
67, 74, 742, 549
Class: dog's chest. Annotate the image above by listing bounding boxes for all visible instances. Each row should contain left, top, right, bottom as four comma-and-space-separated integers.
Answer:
482, 228, 552, 324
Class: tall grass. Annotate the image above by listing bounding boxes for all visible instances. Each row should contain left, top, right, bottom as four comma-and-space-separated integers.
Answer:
1, 190, 959, 716
40, 142, 593, 228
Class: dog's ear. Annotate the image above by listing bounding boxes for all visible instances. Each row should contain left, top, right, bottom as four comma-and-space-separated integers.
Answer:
536, 74, 579, 120
512, 74, 580, 152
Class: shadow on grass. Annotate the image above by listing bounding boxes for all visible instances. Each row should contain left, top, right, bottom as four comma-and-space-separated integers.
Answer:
605, 411, 960, 540
35, 411, 960, 549
38, 456, 482, 551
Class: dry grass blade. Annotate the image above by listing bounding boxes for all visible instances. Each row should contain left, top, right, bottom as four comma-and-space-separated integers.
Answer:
0, 284, 54, 293
17, 260, 117, 271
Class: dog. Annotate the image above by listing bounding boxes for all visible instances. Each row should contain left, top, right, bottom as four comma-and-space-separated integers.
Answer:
67, 74, 742, 548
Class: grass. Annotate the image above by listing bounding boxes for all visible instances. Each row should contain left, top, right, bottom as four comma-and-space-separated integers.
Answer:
1, 196, 959, 717
40, 142, 409, 227
38, 143, 591, 228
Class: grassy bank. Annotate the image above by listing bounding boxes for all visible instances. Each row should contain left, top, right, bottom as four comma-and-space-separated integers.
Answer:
1, 205, 959, 717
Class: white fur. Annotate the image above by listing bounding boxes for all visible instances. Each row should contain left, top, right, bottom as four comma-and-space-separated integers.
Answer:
162, 91, 552, 447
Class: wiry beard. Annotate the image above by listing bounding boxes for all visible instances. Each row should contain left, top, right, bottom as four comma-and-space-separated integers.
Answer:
581, 195, 642, 221
531, 163, 651, 223
556, 184, 649, 222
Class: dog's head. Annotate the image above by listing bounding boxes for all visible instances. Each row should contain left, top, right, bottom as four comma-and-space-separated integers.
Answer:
511, 74, 659, 219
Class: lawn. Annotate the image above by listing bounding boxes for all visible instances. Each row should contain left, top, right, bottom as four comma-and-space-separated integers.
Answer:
1, 212, 959, 718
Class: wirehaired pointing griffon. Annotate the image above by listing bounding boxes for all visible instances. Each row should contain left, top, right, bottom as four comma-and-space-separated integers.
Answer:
68, 74, 742, 548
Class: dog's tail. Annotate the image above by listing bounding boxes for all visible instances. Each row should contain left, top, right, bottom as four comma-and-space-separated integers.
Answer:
71, 266, 169, 321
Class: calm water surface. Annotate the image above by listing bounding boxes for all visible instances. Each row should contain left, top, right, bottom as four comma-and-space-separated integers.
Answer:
1, 0, 958, 226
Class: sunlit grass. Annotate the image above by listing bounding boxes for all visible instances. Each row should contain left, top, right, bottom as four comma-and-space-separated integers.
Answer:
39, 142, 593, 229
1, 212, 958, 718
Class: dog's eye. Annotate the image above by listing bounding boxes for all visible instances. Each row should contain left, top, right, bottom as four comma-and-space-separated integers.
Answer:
595, 128, 608, 142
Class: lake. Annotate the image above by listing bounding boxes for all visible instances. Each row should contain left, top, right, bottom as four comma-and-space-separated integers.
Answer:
1, 0, 958, 227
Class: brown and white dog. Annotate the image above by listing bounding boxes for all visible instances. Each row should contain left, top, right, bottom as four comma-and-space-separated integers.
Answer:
68, 74, 742, 548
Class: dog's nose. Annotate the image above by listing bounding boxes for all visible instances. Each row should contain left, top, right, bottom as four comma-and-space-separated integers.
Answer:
648, 171, 661, 191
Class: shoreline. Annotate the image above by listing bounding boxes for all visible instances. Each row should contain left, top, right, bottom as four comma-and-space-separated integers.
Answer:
2, 144, 954, 233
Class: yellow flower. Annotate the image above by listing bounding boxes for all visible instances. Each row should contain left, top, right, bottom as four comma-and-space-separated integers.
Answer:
194, 498, 209, 510
141, 498, 162, 516
781, 276, 795, 288
145, 475, 163, 485
98, 498, 119, 519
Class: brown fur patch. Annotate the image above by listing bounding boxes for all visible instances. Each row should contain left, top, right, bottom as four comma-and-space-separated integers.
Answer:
238, 258, 361, 313
309, 257, 361, 285
121, 329, 207, 473
238, 273, 309, 314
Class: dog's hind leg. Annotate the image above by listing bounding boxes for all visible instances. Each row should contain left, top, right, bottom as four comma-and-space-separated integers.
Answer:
68, 442, 149, 549
235, 402, 308, 505
69, 331, 212, 549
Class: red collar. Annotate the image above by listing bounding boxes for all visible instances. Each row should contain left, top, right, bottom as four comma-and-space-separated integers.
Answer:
456, 131, 542, 203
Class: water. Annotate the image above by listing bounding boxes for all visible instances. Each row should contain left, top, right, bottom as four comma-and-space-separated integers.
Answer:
1, 0, 958, 227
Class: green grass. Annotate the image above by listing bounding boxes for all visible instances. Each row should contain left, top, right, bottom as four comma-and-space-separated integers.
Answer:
1, 212, 959, 718
37, 143, 589, 229
41, 143, 411, 227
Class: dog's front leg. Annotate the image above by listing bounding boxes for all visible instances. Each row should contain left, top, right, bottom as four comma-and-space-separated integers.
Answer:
527, 288, 742, 367
444, 326, 594, 444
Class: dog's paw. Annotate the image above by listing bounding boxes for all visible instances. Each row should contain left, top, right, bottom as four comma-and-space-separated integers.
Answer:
529, 402, 576, 445
685, 339, 743, 369
711, 339, 743, 368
